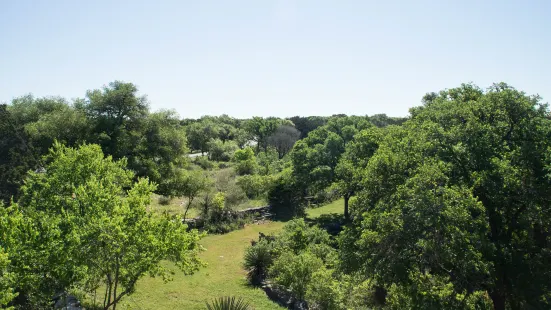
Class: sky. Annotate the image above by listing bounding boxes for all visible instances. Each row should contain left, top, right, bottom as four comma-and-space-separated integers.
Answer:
1, 0, 550, 118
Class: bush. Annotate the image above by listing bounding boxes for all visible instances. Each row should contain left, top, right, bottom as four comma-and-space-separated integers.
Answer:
232, 147, 258, 175
208, 139, 238, 162
306, 268, 345, 310
243, 239, 275, 285
157, 195, 172, 206
223, 182, 247, 208
194, 156, 214, 170
269, 251, 324, 300
278, 218, 332, 254
199, 192, 249, 234
236, 174, 274, 199
256, 148, 283, 175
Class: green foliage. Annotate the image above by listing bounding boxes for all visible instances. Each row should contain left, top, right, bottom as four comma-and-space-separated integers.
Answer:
267, 168, 305, 218
243, 239, 275, 285
205, 296, 252, 310
157, 195, 172, 206
194, 155, 215, 170
256, 148, 284, 175
166, 169, 213, 221
288, 116, 328, 139
0, 104, 38, 204
3, 143, 205, 309
344, 83, 551, 309
269, 251, 323, 300
208, 139, 239, 162
0, 245, 17, 309
85, 81, 149, 160
266, 125, 301, 158
305, 268, 344, 310
244, 117, 292, 152
133, 110, 189, 195
232, 147, 258, 175
385, 271, 492, 310
277, 218, 332, 254
236, 174, 273, 199
200, 192, 248, 234
186, 120, 222, 154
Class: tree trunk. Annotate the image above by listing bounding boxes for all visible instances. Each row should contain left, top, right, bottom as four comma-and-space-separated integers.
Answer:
105, 274, 112, 310
112, 257, 120, 310
344, 194, 350, 220
183, 198, 194, 222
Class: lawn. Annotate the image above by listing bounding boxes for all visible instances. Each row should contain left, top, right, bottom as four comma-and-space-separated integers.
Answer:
117, 199, 344, 310
306, 198, 344, 218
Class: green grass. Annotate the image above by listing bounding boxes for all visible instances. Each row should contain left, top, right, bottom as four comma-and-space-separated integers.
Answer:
118, 222, 286, 310
306, 198, 344, 218
117, 199, 344, 310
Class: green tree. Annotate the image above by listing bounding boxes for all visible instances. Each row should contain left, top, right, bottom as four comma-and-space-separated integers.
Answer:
186, 120, 222, 154
0, 105, 38, 203
232, 147, 258, 175
207, 139, 239, 162
345, 83, 551, 309
5, 143, 205, 309
288, 116, 328, 139
244, 117, 291, 153
84, 81, 149, 159
134, 110, 189, 195
168, 169, 213, 221
267, 125, 301, 159
0, 235, 17, 309
335, 127, 384, 219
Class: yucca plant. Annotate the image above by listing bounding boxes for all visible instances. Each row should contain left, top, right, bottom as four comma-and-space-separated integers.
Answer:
243, 239, 274, 285
205, 296, 252, 310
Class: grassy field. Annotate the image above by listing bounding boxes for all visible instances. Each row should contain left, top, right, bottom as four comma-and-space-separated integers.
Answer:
306, 198, 344, 219
118, 199, 344, 310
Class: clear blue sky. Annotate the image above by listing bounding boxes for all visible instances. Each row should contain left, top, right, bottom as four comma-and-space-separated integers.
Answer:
1, 0, 549, 118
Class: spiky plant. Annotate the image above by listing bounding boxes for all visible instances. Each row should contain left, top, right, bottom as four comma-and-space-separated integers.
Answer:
205, 296, 252, 310
243, 240, 274, 285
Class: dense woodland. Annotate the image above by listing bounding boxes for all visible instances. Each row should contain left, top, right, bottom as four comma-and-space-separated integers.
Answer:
1, 81, 550, 310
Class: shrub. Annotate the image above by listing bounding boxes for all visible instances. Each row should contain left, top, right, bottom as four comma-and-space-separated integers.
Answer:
278, 218, 332, 254
306, 268, 345, 310
236, 174, 273, 199
243, 239, 275, 285
223, 182, 247, 208
208, 139, 238, 162
232, 147, 258, 175
269, 251, 323, 300
205, 296, 252, 310
157, 195, 172, 206
256, 148, 282, 175
194, 156, 214, 170
199, 192, 249, 234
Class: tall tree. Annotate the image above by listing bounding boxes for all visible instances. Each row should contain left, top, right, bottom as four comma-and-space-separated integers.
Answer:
267, 125, 301, 158
85, 81, 149, 159
343, 83, 551, 309
0, 105, 38, 204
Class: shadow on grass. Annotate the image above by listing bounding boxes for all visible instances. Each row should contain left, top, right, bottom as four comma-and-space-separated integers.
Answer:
305, 213, 346, 236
